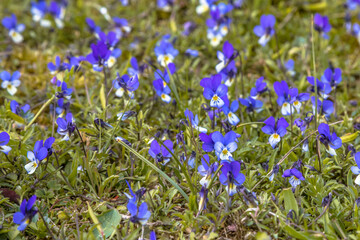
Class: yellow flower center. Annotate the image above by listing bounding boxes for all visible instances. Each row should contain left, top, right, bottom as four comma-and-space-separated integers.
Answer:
222, 149, 228, 155
163, 55, 170, 63
161, 94, 166, 99
273, 133, 280, 139
228, 113, 232, 118
163, 81, 167, 87
294, 100, 299, 106
212, 95, 219, 101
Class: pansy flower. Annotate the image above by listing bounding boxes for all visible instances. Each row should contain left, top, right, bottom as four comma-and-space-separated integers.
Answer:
113, 17, 131, 39
239, 96, 263, 113
282, 168, 305, 188
48, 0, 65, 28
113, 73, 139, 98
261, 116, 289, 148
196, 0, 214, 14
199, 133, 215, 152
57, 112, 75, 141
307, 76, 332, 99
185, 49, 199, 57
351, 152, 360, 185
154, 39, 179, 67
314, 13, 331, 39
222, 100, 240, 126
294, 114, 314, 134
318, 123, 342, 156
148, 139, 173, 165
99, 31, 119, 50
197, 186, 208, 216
182, 21, 197, 36
86, 18, 101, 37
207, 29, 223, 47
10, 100, 30, 118
1, 71, 21, 95
311, 96, 334, 118
215, 41, 236, 73
219, 161, 245, 196
212, 131, 237, 161
25, 140, 48, 174
56, 81, 73, 99
198, 154, 218, 187
219, 60, 237, 87
253, 14, 276, 46
128, 57, 141, 77
157, 0, 174, 11
321, 67, 342, 88
250, 77, 267, 98
200, 74, 228, 108
128, 200, 151, 225
31, 1, 51, 27
184, 109, 207, 133
86, 41, 111, 71
13, 195, 38, 231
0, 132, 12, 155
285, 59, 295, 76
2, 14, 25, 43
56, 98, 70, 116
274, 81, 309, 115
48, 56, 69, 74
153, 79, 171, 103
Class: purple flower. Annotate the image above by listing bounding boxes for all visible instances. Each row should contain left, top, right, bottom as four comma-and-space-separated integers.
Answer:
47, 56, 68, 74
157, 0, 174, 11
148, 139, 173, 165
128, 57, 140, 76
351, 152, 360, 185
294, 113, 313, 134
311, 96, 334, 118
215, 41, 237, 72
1, 71, 21, 95
154, 63, 176, 83
184, 109, 207, 133
48, 0, 65, 28
321, 67, 342, 87
253, 14, 276, 46
250, 77, 267, 98
25, 140, 48, 174
198, 154, 218, 187
128, 200, 151, 225
197, 186, 208, 216
285, 59, 295, 76
13, 195, 38, 231
113, 74, 139, 98
86, 41, 111, 71
57, 112, 75, 141
222, 100, 240, 126
282, 168, 305, 188
199, 133, 215, 152
0, 132, 11, 155
113, 17, 131, 39
55, 81, 73, 99
10, 100, 30, 117
200, 74, 228, 108
219, 161, 245, 196
239, 97, 263, 113
212, 131, 237, 161
318, 123, 342, 156
185, 49, 199, 57
219, 60, 237, 87
2, 14, 25, 43
261, 116, 289, 148
86, 18, 101, 36
182, 21, 197, 36
307, 76, 332, 99
154, 39, 179, 67
153, 79, 171, 103
314, 13, 331, 39
99, 31, 118, 50
274, 81, 309, 115
150, 231, 157, 240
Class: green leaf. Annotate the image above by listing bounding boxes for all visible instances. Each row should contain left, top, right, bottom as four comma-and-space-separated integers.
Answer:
92, 209, 121, 239
116, 139, 189, 201
6, 110, 25, 124
282, 188, 298, 216
87, 202, 104, 239
340, 131, 359, 143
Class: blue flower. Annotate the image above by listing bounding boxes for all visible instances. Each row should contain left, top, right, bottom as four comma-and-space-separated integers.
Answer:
31, 1, 51, 27
198, 154, 218, 187
1, 71, 21, 96
294, 114, 313, 134
47, 56, 68, 74
148, 139, 173, 165
10, 100, 30, 117
56, 98, 70, 116
311, 96, 334, 118
307, 76, 332, 99
185, 49, 199, 57
113, 17, 131, 39
219, 60, 237, 87
196, 0, 214, 15
261, 116, 289, 148
0, 132, 12, 155
197, 186, 208, 216
222, 100, 240, 126
282, 168, 305, 188
128, 57, 140, 76
150, 231, 157, 240
2, 14, 25, 43
99, 31, 119, 50
318, 123, 342, 156
57, 112, 75, 141
314, 13, 331, 39
200, 74, 228, 108
154, 38, 179, 67
253, 14, 276, 46
321, 67, 342, 88
212, 131, 237, 161
48, 0, 66, 28
113, 74, 139, 98
128, 201, 151, 225
153, 79, 171, 103
351, 152, 360, 185
25, 140, 48, 174
56, 81, 73, 99
13, 195, 38, 231
239, 96, 263, 113
274, 81, 309, 115
284, 59, 295, 76
154, 62, 176, 84
157, 0, 174, 11
184, 109, 207, 133
219, 161, 245, 196
86, 41, 111, 71
250, 77, 267, 98
86, 18, 101, 37
215, 41, 236, 73
199, 133, 215, 152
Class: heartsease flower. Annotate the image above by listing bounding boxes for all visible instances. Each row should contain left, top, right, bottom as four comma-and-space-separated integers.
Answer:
261, 116, 289, 148
13, 195, 38, 231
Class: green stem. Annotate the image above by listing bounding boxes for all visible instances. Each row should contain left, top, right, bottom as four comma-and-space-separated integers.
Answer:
311, 15, 318, 130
